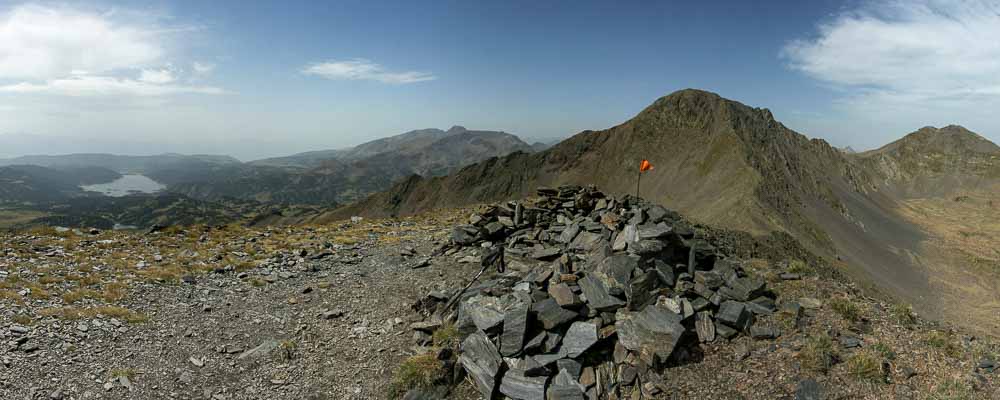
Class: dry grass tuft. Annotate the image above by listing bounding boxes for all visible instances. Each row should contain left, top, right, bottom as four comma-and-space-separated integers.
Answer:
799, 333, 837, 373
387, 353, 445, 398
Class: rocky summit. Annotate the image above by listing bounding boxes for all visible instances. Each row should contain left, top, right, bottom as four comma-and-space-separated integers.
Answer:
407, 185, 776, 398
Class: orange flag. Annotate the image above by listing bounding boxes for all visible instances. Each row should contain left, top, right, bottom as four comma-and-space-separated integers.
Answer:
639, 159, 653, 172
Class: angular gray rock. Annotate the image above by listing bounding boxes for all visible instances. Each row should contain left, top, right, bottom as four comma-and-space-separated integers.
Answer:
460, 331, 503, 398
577, 274, 625, 312
501, 302, 530, 356
500, 370, 548, 400
546, 368, 585, 400
717, 301, 753, 331
560, 322, 598, 358
532, 298, 578, 330
569, 231, 604, 251
749, 325, 780, 340
615, 303, 685, 364
451, 225, 479, 245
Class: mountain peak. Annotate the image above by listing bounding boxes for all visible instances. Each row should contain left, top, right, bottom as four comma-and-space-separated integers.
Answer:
892, 125, 999, 154
446, 125, 468, 134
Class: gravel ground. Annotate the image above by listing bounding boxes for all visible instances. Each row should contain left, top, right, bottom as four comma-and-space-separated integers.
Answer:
1, 213, 998, 399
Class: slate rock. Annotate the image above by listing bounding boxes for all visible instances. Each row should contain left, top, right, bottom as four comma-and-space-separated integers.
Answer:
558, 223, 581, 244
717, 301, 753, 331
549, 283, 581, 308
749, 325, 780, 340
595, 255, 638, 288
501, 302, 530, 356
569, 231, 604, 251
694, 270, 724, 289
460, 331, 503, 398
524, 331, 547, 353
978, 358, 997, 373
560, 322, 598, 358
715, 320, 738, 340
794, 378, 822, 400
451, 225, 479, 245
628, 239, 664, 256
546, 368, 585, 400
637, 223, 672, 240
695, 311, 716, 343
555, 359, 582, 379
625, 270, 658, 311
500, 370, 548, 400
577, 274, 625, 312
615, 303, 685, 364
532, 298, 578, 330
745, 296, 777, 315
612, 224, 638, 251
532, 247, 562, 260
719, 277, 765, 301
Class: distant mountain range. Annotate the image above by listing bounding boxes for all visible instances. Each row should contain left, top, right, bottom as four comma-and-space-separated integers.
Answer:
327, 89, 1000, 334
0, 125, 537, 229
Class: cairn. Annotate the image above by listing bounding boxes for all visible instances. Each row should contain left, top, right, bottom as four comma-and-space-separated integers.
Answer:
410, 185, 779, 399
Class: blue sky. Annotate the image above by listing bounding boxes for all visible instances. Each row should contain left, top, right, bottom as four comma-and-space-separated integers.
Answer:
0, 0, 998, 160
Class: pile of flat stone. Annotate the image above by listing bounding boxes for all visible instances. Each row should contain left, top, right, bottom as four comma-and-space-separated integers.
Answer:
414, 186, 779, 399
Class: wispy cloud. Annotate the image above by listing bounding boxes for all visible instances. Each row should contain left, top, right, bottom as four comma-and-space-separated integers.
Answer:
0, 76, 226, 97
783, 0, 1000, 106
0, 4, 225, 97
192, 62, 216, 75
139, 68, 175, 84
302, 58, 436, 84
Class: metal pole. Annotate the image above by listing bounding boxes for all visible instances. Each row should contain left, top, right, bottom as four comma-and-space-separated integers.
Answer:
635, 166, 641, 199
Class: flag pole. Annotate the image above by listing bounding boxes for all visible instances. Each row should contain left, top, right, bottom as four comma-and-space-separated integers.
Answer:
635, 160, 641, 199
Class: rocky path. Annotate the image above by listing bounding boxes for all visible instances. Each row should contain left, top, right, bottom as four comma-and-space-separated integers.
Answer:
1, 229, 483, 400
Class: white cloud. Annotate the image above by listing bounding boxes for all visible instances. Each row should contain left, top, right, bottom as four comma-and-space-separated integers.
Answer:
0, 4, 163, 80
784, 0, 1000, 105
302, 58, 436, 84
192, 62, 215, 75
139, 69, 175, 84
0, 76, 226, 97
0, 4, 226, 98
